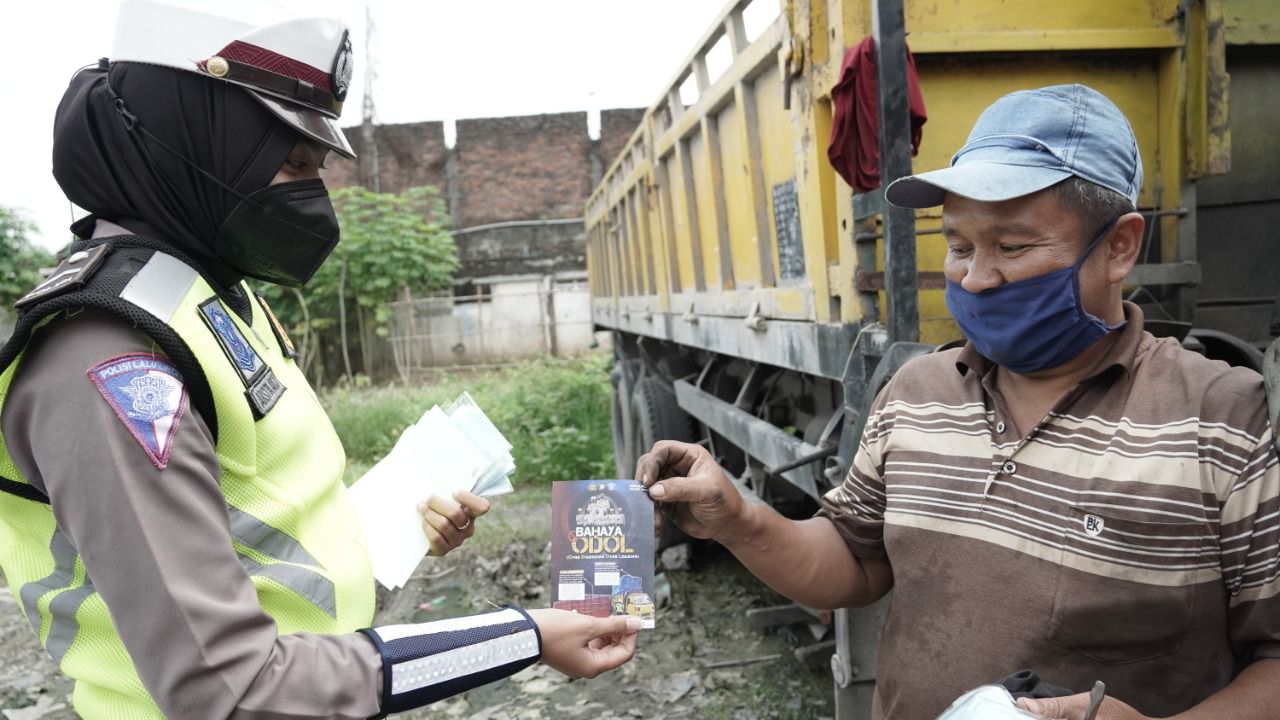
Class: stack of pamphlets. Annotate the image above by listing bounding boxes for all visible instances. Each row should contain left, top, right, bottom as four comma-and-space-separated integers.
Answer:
348, 392, 515, 590
549, 480, 656, 628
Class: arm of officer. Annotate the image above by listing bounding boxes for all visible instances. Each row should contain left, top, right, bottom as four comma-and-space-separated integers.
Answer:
4, 309, 635, 719
638, 440, 892, 610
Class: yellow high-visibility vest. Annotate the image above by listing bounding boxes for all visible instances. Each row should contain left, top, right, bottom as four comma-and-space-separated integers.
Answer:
0, 243, 374, 719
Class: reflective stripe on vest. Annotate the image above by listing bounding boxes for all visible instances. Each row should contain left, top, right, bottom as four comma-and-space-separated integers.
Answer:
228, 507, 337, 618
19, 529, 95, 665
119, 251, 198, 324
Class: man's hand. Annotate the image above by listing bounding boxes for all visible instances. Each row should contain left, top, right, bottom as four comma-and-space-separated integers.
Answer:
1017, 694, 1149, 720
635, 440, 746, 544
419, 490, 490, 556
526, 608, 641, 678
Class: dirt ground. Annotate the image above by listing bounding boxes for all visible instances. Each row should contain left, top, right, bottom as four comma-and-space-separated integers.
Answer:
0, 493, 834, 719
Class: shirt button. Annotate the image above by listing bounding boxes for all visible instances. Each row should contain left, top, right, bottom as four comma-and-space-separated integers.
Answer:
1001, 461, 1017, 474
996, 421, 1006, 434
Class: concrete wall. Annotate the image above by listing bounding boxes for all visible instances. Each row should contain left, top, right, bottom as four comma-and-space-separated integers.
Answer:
453, 219, 585, 280
387, 276, 602, 370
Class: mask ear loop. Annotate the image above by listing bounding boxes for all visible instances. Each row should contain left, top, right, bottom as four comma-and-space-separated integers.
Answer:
107, 81, 258, 207
1073, 217, 1122, 268
1071, 216, 1126, 328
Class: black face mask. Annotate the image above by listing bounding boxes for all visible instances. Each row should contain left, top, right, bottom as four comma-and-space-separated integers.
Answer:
215, 178, 340, 288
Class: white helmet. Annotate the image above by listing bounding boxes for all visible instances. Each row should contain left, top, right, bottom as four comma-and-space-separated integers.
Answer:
110, 0, 355, 158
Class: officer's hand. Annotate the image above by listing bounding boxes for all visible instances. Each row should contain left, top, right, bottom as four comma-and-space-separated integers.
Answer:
526, 608, 641, 679
636, 440, 744, 543
419, 490, 490, 556
1017, 694, 1149, 720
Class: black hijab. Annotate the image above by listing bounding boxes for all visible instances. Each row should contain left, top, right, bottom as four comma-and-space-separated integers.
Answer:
51, 62, 299, 286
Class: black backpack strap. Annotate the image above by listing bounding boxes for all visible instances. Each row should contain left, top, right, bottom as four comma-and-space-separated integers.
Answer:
0, 476, 51, 504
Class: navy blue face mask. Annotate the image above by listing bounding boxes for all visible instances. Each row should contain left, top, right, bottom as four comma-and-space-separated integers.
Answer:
944, 220, 1125, 374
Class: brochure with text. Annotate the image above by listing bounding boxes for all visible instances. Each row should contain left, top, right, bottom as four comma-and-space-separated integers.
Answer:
549, 480, 655, 629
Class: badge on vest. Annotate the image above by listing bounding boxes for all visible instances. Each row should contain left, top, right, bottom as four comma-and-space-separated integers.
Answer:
256, 293, 298, 359
87, 354, 187, 470
198, 298, 285, 419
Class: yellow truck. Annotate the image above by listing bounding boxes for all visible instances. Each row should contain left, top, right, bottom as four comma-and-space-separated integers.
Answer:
586, 0, 1278, 716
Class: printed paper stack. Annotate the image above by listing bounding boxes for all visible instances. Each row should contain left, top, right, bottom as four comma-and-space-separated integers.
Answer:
348, 392, 515, 590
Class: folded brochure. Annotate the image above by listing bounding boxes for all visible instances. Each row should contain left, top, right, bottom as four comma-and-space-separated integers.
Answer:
549, 480, 655, 628
348, 392, 515, 590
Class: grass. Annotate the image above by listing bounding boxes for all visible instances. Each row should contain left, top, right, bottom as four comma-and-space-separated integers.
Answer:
322, 352, 616, 488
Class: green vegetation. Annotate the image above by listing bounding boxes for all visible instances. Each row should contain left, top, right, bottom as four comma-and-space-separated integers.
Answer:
322, 353, 614, 488
0, 207, 54, 309
260, 185, 458, 383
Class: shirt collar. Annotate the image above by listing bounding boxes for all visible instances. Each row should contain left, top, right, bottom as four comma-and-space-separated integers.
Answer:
954, 301, 1147, 381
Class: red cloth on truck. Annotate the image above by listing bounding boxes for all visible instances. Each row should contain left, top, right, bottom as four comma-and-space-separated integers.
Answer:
827, 35, 927, 193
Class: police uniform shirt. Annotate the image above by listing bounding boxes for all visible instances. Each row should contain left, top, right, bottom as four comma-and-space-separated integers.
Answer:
2, 307, 384, 719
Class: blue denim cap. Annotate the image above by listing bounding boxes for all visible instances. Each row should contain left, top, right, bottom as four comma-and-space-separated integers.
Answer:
885, 84, 1143, 208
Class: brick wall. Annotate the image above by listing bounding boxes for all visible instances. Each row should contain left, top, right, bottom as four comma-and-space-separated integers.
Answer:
320, 108, 644, 277
599, 108, 647, 172
323, 108, 644, 226
455, 112, 593, 227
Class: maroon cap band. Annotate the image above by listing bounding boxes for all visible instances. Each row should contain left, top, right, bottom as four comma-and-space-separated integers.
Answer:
198, 40, 342, 117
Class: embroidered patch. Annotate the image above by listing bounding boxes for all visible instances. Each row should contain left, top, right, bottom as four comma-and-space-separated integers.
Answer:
200, 301, 262, 377
197, 297, 285, 419
87, 354, 187, 470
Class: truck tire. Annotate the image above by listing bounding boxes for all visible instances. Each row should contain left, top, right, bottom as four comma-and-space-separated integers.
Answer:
632, 377, 697, 454
630, 376, 698, 549
610, 364, 634, 479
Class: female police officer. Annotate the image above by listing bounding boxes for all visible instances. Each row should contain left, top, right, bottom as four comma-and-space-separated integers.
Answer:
0, 2, 638, 717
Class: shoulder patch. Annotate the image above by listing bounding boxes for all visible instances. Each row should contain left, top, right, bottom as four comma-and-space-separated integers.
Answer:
15, 244, 111, 309
199, 300, 263, 376
87, 354, 187, 469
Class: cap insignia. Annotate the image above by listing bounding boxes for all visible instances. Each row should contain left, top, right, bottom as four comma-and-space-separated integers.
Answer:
332, 30, 353, 101
206, 56, 230, 77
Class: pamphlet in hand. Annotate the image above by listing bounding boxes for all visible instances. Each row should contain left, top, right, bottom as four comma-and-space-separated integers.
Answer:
348, 392, 515, 590
549, 480, 655, 628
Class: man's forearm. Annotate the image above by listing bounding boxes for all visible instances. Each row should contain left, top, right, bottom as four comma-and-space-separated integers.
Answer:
718, 505, 890, 609
1167, 658, 1280, 720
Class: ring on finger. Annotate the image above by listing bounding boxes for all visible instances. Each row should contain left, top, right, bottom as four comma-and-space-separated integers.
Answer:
453, 517, 472, 532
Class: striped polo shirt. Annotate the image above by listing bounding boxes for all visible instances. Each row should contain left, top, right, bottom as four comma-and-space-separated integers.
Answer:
819, 303, 1280, 720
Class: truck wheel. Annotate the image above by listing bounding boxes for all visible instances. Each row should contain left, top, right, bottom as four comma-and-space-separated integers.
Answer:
610, 364, 634, 479
631, 376, 697, 457
630, 376, 698, 549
